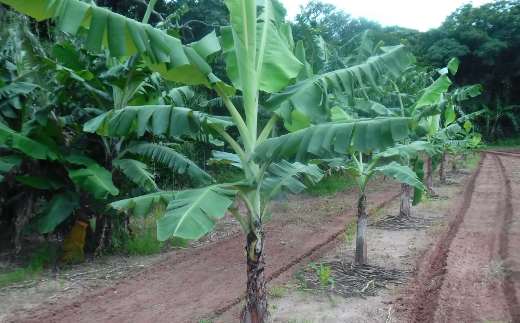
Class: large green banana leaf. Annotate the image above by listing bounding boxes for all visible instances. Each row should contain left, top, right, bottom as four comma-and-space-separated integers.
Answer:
264, 45, 414, 118
68, 164, 119, 199
0, 123, 52, 160
112, 159, 157, 191
83, 105, 233, 139
0, 0, 226, 89
126, 142, 212, 184
253, 117, 413, 164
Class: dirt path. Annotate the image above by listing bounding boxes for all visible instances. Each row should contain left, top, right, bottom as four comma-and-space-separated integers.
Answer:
400, 151, 520, 322
4, 178, 403, 323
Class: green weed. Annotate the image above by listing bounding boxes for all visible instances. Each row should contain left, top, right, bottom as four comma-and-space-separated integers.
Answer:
0, 245, 57, 287
372, 207, 386, 226
301, 318, 315, 323
308, 263, 334, 290
303, 171, 355, 196
329, 297, 339, 307
341, 221, 357, 245
485, 261, 507, 282
268, 284, 285, 298
460, 155, 480, 169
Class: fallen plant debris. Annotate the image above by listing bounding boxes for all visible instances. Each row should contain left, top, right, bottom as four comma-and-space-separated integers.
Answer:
297, 262, 410, 298
374, 215, 443, 231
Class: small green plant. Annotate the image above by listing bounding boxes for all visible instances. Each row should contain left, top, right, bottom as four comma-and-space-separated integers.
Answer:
422, 193, 432, 208
372, 207, 386, 225
431, 220, 442, 234
329, 297, 339, 307
268, 284, 285, 298
295, 269, 308, 290
341, 221, 357, 245
485, 261, 507, 282
301, 318, 315, 323
308, 263, 334, 290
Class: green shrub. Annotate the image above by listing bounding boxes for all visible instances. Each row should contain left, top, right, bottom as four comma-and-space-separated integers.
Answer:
303, 171, 355, 196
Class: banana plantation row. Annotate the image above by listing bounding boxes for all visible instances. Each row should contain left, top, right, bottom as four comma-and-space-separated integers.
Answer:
0, 0, 483, 321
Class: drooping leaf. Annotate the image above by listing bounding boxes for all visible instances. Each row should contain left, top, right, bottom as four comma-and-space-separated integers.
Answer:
62, 220, 88, 263
207, 151, 243, 169
0, 123, 50, 160
127, 142, 212, 184
1, 0, 221, 87
375, 141, 435, 159
261, 160, 323, 204
68, 164, 119, 199
24, 192, 79, 235
412, 158, 425, 206
253, 117, 413, 164
373, 161, 426, 190
264, 45, 413, 118
156, 181, 252, 240
0, 155, 22, 173
110, 191, 175, 217
83, 105, 233, 139
113, 158, 157, 190
15, 174, 66, 189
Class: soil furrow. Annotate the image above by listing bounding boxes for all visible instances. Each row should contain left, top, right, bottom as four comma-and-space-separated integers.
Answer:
492, 153, 520, 321
402, 152, 484, 322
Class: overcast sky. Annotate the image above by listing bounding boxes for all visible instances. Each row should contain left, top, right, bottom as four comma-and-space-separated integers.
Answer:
280, 0, 492, 31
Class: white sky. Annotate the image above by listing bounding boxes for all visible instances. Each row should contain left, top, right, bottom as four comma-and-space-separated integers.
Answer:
281, 0, 492, 31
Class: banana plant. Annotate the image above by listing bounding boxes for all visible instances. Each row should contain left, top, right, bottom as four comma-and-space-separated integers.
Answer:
410, 59, 483, 192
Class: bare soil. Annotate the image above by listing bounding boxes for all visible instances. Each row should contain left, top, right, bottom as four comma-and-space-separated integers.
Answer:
1, 175, 402, 323
2, 151, 519, 323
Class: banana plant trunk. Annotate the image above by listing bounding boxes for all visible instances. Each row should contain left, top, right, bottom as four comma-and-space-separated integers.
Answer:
452, 158, 457, 172
240, 230, 269, 323
426, 157, 435, 195
440, 152, 446, 183
399, 183, 411, 217
355, 195, 367, 264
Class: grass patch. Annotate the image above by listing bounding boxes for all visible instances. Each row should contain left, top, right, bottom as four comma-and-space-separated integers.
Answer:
485, 260, 507, 282
486, 138, 520, 149
124, 204, 189, 255
460, 154, 480, 169
268, 284, 285, 298
303, 171, 355, 196
0, 245, 58, 287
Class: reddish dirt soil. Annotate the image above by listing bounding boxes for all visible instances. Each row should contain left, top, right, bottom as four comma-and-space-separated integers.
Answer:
398, 151, 520, 322
5, 178, 403, 323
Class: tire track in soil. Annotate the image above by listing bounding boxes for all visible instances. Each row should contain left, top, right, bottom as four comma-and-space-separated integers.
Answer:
401, 152, 484, 322
492, 153, 520, 321
402, 151, 520, 322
